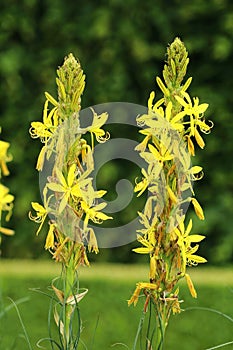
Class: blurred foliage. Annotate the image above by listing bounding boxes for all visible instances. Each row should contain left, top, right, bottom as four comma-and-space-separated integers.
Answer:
0, 0, 232, 264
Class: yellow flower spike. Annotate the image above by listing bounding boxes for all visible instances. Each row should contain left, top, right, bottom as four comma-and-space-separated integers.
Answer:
56, 53, 86, 115
191, 197, 205, 220
0, 134, 15, 244
185, 273, 197, 298
131, 38, 212, 348
29, 54, 112, 346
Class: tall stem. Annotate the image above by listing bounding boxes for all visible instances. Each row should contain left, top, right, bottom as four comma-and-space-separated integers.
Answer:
154, 303, 167, 350
63, 246, 77, 349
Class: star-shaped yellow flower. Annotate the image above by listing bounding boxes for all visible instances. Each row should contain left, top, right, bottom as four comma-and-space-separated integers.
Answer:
175, 91, 209, 136
29, 187, 52, 235
82, 109, 110, 148
47, 164, 90, 213
175, 218, 207, 273
81, 200, 112, 231
29, 99, 59, 141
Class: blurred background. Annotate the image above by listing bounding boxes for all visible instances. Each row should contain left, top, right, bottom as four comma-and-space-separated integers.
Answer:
0, 0, 233, 265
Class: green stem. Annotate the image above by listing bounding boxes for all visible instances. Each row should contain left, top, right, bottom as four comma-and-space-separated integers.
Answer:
132, 310, 145, 350
63, 247, 76, 349
153, 302, 167, 350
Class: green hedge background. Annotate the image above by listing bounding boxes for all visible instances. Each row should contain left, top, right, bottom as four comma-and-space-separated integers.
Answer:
0, 0, 232, 264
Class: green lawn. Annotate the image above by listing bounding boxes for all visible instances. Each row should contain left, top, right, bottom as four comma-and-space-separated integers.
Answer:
0, 260, 232, 349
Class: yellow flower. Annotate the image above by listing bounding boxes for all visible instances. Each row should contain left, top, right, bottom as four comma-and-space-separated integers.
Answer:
47, 164, 90, 213
83, 109, 110, 148
134, 167, 151, 197
175, 91, 209, 136
0, 140, 12, 176
45, 222, 56, 250
164, 101, 185, 132
80, 180, 107, 206
185, 273, 197, 298
29, 187, 52, 235
132, 236, 154, 254
139, 96, 184, 133
149, 256, 157, 281
135, 133, 151, 152
148, 143, 173, 164
191, 197, 205, 220
36, 145, 47, 171
0, 184, 14, 220
29, 202, 48, 235
134, 163, 162, 197
29, 99, 59, 141
128, 282, 158, 306
81, 200, 112, 230
175, 218, 207, 272
128, 283, 142, 306
87, 227, 99, 254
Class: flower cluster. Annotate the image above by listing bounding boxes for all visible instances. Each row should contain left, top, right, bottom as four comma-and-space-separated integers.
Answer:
0, 130, 14, 240
128, 38, 212, 344
29, 54, 112, 347
29, 54, 111, 268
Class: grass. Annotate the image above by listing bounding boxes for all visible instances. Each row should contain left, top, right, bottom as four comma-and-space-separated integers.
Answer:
0, 260, 232, 349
